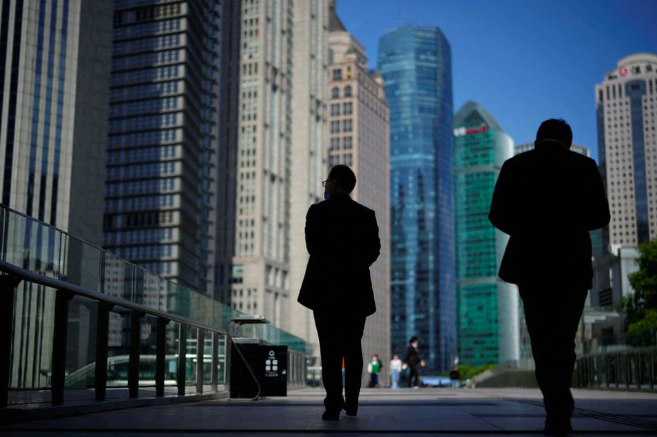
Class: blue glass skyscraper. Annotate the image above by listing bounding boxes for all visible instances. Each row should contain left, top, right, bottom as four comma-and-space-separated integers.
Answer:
379, 25, 456, 373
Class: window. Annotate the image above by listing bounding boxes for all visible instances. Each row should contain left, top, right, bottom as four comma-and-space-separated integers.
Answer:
331, 104, 340, 116
331, 120, 340, 134
343, 119, 353, 132
344, 136, 353, 149
343, 102, 352, 115
330, 137, 340, 151
331, 87, 339, 99
329, 155, 339, 167
345, 153, 353, 166
344, 86, 352, 97
332, 69, 342, 81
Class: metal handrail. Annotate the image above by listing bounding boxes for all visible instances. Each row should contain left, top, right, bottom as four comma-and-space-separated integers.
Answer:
0, 259, 227, 336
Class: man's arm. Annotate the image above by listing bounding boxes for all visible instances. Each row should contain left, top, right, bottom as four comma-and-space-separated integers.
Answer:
365, 210, 381, 266
305, 205, 320, 256
488, 161, 517, 235
585, 159, 611, 231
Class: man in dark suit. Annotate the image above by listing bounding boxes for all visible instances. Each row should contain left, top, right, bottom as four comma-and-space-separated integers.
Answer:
404, 336, 422, 388
489, 119, 610, 436
298, 165, 381, 421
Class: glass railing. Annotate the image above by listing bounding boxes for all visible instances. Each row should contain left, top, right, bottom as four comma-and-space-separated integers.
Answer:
0, 203, 305, 353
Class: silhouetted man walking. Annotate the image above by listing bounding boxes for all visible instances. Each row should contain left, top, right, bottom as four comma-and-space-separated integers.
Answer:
298, 165, 381, 421
489, 119, 610, 436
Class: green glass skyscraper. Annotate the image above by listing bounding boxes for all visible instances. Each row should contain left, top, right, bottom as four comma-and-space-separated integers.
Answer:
454, 101, 519, 367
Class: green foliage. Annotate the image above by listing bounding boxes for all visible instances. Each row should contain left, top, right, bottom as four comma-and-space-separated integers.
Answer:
453, 363, 497, 380
622, 240, 657, 346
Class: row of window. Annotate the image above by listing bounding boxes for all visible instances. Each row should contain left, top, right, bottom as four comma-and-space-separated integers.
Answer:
112, 34, 181, 56
329, 136, 353, 150
330, 102, 353, 116
111, 80, 180, 102
109, 113, 179, 133
109, 129, 181, 149
113, 3, 182, 26
112, 49, 182, 72
112, 244, 174, 262
110, 96, 181, 118
331, 85, 352, 99
105, 194, 177, 213
106, 177, 176, 197
112, 65, 181, 87
330, 119, 352, 133
107, 161, 178, 179
104, 227, 174, 246
328, 153, 353, 167
113, 16, 182, 40
104, 210, 175, 230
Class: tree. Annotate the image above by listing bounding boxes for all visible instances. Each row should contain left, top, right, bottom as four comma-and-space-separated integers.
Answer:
622, 240, 657, 346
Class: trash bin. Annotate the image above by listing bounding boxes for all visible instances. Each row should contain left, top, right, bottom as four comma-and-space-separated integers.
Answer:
230, 338, 287, 398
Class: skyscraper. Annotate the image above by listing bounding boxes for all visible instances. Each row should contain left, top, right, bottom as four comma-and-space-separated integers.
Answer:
596, 53, 657, 250
104, 0, 219, 292
0, 0, 113, 245
0, 0, 113, 389
516, 143, 591, 157
379, 25, 456, 373
320, 2, 390, 373
216, 0, 329, 333
454, 101, 518, 367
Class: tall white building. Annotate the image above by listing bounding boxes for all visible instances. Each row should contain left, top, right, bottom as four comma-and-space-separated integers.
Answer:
292, 1, 391, 366
0, 0, 113, 389
217, 0, 329, 334
596, 53, 657, 250
0, 0, 112, 245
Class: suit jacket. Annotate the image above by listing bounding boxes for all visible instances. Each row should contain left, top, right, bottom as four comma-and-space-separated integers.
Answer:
488, 143, 610, 288
404, 345, 420, 366
298, 192, 381, 316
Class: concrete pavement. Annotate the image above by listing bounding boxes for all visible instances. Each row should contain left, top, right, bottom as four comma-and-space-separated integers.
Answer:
2, 387, 657, 436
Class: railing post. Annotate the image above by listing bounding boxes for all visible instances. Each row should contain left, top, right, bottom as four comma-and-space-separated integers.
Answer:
210, 331, 218, 392
0, 275, 20, 408
196, 329, 204, 394
615, 353, 620, 388
95, 302, 113, 401
177, 324, 187, 396
637, 352, 642, 390
626, 352, 631, 389
128, 311, 145, 398
52, 290, 73, 404
156, 317, 170, 397
650, 349, 655, 391
224, 334, 231, 393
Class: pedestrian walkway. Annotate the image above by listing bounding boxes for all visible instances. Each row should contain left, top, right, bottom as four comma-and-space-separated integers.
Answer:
2, 387, 657, 436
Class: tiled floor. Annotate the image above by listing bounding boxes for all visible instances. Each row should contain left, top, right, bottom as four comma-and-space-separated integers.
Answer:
2, 387, 657, 436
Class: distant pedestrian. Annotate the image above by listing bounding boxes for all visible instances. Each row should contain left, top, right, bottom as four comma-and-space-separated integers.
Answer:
367, 354, 382, 388
390, 354, 402, 388
404, 336, 422, 388
489, 119, 610, 436
449, 366, 460, 388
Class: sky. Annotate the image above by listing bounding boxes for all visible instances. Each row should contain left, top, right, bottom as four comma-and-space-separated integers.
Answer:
335, 0, 657, 162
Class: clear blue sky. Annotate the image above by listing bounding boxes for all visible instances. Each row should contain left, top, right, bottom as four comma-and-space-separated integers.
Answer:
336, 0, 657, 162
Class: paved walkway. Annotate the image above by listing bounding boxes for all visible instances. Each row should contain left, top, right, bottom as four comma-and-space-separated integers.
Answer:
2, 387, 657, 436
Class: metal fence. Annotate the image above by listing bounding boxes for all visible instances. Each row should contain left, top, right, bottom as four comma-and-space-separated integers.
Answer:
574, 346, 657, 390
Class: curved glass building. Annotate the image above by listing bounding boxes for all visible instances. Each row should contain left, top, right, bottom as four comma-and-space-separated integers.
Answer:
453, 101, 518, 367
379, 25, 455, 373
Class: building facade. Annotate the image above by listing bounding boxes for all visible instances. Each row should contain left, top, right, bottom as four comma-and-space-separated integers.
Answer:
319, 3, 390, 377
379, 25, 456, 373
215, 0, 329, 334
454, 101, 518, 367
596, 53, 657, 250
515, 142, 591, 157
104, 0, 219, 292
0, 0, 113, 388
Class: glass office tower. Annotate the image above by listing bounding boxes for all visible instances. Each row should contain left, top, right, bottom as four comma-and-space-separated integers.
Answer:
104, 0, 219, 292
454, 101, 518, 367
379, 25, 455, 373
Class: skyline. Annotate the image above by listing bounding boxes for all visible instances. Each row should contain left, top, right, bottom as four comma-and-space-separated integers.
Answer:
337, 0, 657, 162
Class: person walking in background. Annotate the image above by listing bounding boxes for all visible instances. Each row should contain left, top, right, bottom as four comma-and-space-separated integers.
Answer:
489, 119, 610, 436
449, 366, 460, 388
390, 354, 402, 388
404, 336, 422, 388
298, 165, 381, 421
367, 354, 382, 388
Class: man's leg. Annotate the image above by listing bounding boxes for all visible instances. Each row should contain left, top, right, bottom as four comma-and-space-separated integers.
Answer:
344, 315, 366, 413
314, 311, 344, 414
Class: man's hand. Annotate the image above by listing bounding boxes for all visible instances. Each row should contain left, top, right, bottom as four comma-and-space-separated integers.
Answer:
420, 360, 425, 367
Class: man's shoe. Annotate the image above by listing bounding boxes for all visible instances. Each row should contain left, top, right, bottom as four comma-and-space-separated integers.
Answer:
345, 408, 358, 417
321, 410, 340, 421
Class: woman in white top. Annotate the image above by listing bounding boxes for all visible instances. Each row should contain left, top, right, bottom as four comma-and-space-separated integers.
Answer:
390, 354, 402, 388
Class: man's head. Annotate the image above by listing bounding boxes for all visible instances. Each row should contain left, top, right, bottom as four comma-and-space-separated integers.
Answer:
535, 118, 572, 150
409, 336, 418, 347
325, 165, 356, 196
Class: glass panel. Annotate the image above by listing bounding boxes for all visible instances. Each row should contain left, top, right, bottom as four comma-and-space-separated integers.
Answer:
138, 315, 158, 387
64, 296, 98, 389
107, 307, 131, 388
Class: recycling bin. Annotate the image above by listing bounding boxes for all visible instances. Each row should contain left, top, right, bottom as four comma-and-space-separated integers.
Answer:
229, 338, 287, 398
